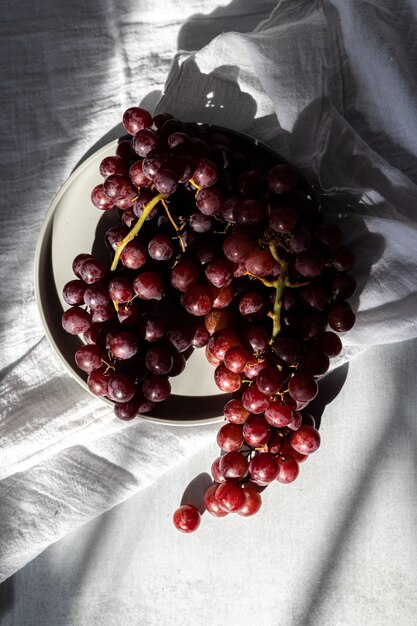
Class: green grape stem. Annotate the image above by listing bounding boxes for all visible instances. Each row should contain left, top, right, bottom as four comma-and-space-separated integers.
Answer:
110, 192, 165, 271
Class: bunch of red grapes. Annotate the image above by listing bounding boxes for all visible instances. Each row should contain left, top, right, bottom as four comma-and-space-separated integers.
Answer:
61, 106, 356, 532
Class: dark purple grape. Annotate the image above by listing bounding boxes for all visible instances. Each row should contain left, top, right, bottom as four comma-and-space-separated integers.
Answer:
103, 174, 135, 200
288, 373, 318, 402
189, 212, 212, 233
167, 327, 192, 353
72, 253, 92, 278
236, 170, 265, 197
224, 346, 251, 373
331, 273, 357, 300
148, 234, 174, 261
91, 184, 114, 210
223, 233, 255, 263
108, 331, 139, 360
62, 307, 91, 335
129, 160, 152, 187
256, 366, 283, 395
121, 207, 137, 227
153, 168, 178, 195
205, 259, 232, 288
152, 112, 174, 131
133, 272, 165, 300
106, 226, 129, 251
190, 323, 210, 348
120, 241, 147, 269
170, 260, 199, 292
79, 257, 106, 285
295, 251, 325, 278
196, 243, 216, 266
169, 351, 187, 376
330, 247, 356, 272
328, 301, 356, 332
299, 282, 329, 310
114, 400, 139, 421
297, 312, 327, 340
221, 196, 239, 222
238, 292, 267, 317
63, 280, 87, 306
243, 415, 271, 447
267, 164, 297, 193
314, 331, 342, 357
142, 152, 169, 180
298, 348, 330, 377
87, 369, 109, 397
91, 303, 115, 323
75, 345, 104, 373
99, 156, 127, 177
269, 205, 298, 233
241, 387, 270, 414
139, 316, 166, 342
116, 139, 136, 162
167, 155, 195, 183
167, 131, 190, 151
245, 247, 276, 277
271, 336, 302, 364
84, 284, 110, 310
132, 129, 161, 157
145, 346, 173, 375
192, 158, 218, 188
107, 278, 133, 305
234, 199, 266, 225
214, 363, 242, 392
242, 325, 269, 353
122, 107, 152, 135
196, 187, 223, 215
288, 227, 311, 253
142, 375, 171, 402
107, 374, 136, 403
208, 144, 230, 169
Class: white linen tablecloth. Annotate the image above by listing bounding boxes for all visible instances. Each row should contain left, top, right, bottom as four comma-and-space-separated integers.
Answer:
1, 4, 417, 622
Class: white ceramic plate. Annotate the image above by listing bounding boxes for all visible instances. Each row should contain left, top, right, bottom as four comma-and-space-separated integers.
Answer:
34, 139, 227, 426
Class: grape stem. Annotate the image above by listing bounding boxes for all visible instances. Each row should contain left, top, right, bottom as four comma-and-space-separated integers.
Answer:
161, 198, 186, 252
188, 178, 202, 192
269, 241, 287, 339
110, 192, 165, 271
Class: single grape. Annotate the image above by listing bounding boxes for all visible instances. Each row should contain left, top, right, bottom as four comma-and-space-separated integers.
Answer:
204, 309, 236, 335
79, 258, 106, 285
63, 280, 87, 306
239, 292, 267, 317
330, 246, 355, 272
108, 277, 134, 303
245, 247, 277, 277
75, 345, 104, 373
243, 414, 271, 447
256, 366, 284, 395
234, 199, 266, 226
288, 373, 318, 402
249, 452, 279, 484
264, 401, 293, 427
276, 456, 300, 484
129, 160, 152, 187
132, 128, 161, 157
204, 484, 228, 517
214, 363, 242, 392
181, 284, 214, 316
190, 322, 210, 348
237, 485, 262, 516
211, 457, 226, 483
267, 164, 297, 193
298, 349, 330, 377
189, 212, 212, 233
106, 226, 129, 251
205, 259, 232, 288
223, 233, 255, 263
72, 253, 92, 278
91, 184, 114, 210
288, 227, 311, 253
107, 374, 136, 403
269, 205, 298, 233
153, 168, 178, 195
192, 158, 218, 187
99, 156, 127, 177
87, 369, 109, 397
242, 325, 269, 353
314, 331, 342, 357
120, 241, 147, 270
62, 307, 91, 335
295, 251, 325, 278
173, 504, 201, 533
215, 481, 246, 513
331, 273, 357, 300
148, 234, 174, 261
122, 107, 152, 135
242, 386, 270, 414
211, 284, 234, 309
133, 272, 165, 300
299, 282, 329, 310
224, 399, 250, 424
224, 346, 251, 373
236, 170, 265, 197
103, 174, 135, 201
114, 400, 139, 421
145, 346, 173, 375
169, 352, 187, 377
142, 375, 171, 402
328, 301, 356, 332
314, 223, 342, 250
139, 316, 166, 342
91, 303, 115, 323
290, 425, 321, 454
196, 187, 223, 215
166, 327, 192, 353
108, 331, 138, 360
142, 152, 169, 180
219, 451, 249, 481
170, 260, 200, 292
216, 423, 244, 452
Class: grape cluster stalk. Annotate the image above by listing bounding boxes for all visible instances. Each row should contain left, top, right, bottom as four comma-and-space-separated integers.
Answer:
61, 107, 357, 532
